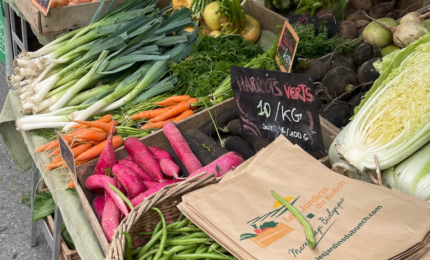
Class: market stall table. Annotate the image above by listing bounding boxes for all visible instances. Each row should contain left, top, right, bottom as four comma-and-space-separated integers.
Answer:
0, 90, 105, 260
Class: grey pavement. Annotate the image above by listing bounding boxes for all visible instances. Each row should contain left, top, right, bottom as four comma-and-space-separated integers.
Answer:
0, 63, 52, 259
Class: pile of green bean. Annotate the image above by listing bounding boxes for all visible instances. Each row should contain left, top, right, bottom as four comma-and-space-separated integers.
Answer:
123, 208, 236, 260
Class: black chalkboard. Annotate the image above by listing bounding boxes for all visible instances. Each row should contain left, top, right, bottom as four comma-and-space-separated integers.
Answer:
56, 131, 76, 175
289, 14, 339, 39
230, 66, 324, 153
277, 21, 299, 73
32, 0, 50, 16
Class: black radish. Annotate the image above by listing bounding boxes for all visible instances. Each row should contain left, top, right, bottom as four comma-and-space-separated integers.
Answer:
294, 58, 327, 82
369, 0, 395, 19
320, 103, 350, 128
338, 21, 359, 40
349, 92, 367, 117
223, 119, 270, 152
321, 66, 358, 100
186, 130, 229, 158
183, 133, 216, 166
362, 18, 397, 48
386, 9, 407, 20
199, 107, 238, 137
357, 58, 381, 88
351, 0, 373, 11
315, 9, 334, 19
327, 53, 355, 71
372, 0, 391, 4
347, 10, 371, 22
224, 136, 256, 160
399, 12, 430, 25
356, 20, 370, 34
167, 149, 189, 177
353, 43, 382, 69
367, 16, 428, 47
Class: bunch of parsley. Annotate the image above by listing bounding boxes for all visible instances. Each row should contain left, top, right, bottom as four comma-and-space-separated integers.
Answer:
169, 35, 263, 97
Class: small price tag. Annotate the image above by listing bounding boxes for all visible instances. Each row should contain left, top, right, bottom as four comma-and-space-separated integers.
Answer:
31, 0, 50, 16
276, 21, 299, 73
56, 131, 76, 175
230, 66, 324, 154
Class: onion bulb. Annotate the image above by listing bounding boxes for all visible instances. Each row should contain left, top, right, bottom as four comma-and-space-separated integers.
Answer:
50, 0, 68, 7
399, 11, 430, 25
368, 16, 428, 48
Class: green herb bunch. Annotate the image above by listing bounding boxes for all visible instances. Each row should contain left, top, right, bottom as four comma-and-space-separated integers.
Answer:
169, 35, 263, 97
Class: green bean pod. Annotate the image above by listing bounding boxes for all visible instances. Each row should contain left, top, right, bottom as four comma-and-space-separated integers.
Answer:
152, 208, 167, 260
122, 232, 133, 260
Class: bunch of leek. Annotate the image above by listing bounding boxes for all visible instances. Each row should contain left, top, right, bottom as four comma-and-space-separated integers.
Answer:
333, 33, 430, 172
382, 143, 430, 202
13, 0, 196, 131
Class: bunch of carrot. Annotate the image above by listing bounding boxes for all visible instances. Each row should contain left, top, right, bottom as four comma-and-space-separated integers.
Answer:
131, 95, 199, 130
35, 115, 124, 170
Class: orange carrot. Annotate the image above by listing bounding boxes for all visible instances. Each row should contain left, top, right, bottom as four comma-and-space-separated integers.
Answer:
70, 143, 93, 158
72, 120, 116, 134
150, 101, 190, 122
65, 128, 98, 138
75, 136, 123, 161
140, 120, 171, 130
44, 161, 64, 171
36, 139, 58, 152
71, 117, 112, 129
173, 110, 194, 122
155, 95, 191, 107
103, 114, 112, 118
186, 98, 199, 110
75, 159, 91, 166
74, 131, 107, 142
131, 107, 171, 120
67, 181, 75, 188
48, 142, 81, 157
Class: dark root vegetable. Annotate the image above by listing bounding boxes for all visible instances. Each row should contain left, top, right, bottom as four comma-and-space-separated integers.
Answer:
223, 119, 270, 152
338, 21, 358, 40
344, 6, 357, 19
353, 43, 382, 69
183, 133, 216, 166
355, 20, 370, 29
294, 58, 327, 82
386, 9, 407, 20
372, 0, 391, 4
321, 66, 358, 100
346, 10, 371, 22
168, 149, 189, 177
186, 130, 229, 158
369, 0, 395, 19
351, 0, 373, 12
224, 136, 256, 160
357, 58, 381, 89
316, 8, 334, 19
327, 53, 355, 71
349, 92, 367, 117
320, 103, 351, 128
199, 107, 238, 137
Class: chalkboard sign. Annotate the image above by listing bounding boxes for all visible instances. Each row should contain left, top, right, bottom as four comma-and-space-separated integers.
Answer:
288, 14, 340, 39
276, 21, 298, 73
230, 66, 324, 153
56, 131, 76, 175
32, 0, 50, 16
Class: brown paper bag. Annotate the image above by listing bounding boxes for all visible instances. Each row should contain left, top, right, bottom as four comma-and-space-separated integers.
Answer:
180, 135, 430, 260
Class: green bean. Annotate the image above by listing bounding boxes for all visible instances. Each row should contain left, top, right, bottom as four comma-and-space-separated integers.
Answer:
173, 219, 188, 229
217, 248, 228, 253
166, 244, 198, 254
108, 184, 134, 210
152, 208, 167, 260
137, 231, 181, 236
196, 245, 209, 254
136, 230, 163, 259
178, 248, 197, 254
148, 256, 153, 260
131, 247, 142, 256
138, 249, 158, 260
185, 232, 209, 239
122, 232, 133, 260
165, 238, 214, 246
272, 190, 315, 249
169, 253, 234, 259
208, 243, 220, 253
169, 228, 202, 232
177, 213, 184, 222
153, 221, 163, 236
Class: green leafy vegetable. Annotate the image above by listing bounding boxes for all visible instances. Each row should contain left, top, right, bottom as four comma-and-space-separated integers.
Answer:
296, 0, 347, 20
32, 192, 55, 222
62, 223, 76, 250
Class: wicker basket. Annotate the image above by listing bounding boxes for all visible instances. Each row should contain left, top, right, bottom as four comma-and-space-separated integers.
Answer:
106, 173, 220, 260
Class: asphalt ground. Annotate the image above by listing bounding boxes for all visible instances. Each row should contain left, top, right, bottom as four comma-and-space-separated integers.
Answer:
0, 63, 52, 259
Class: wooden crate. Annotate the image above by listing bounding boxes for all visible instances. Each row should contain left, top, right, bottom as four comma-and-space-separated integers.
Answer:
73, 98, 341, 254
43, 215, 81, 260
13, 0, 126, 35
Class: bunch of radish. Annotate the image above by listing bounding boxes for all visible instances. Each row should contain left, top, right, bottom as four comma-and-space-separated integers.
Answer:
85, 121, 244, 242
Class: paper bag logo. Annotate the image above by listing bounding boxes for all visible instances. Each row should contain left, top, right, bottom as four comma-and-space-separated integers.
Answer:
240, 196, 301, 249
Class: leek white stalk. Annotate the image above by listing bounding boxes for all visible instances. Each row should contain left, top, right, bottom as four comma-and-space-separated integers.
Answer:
19, 122, 70, 131
20, 90, 33, 100
17, 115, 69, 125
336, 37, 430, 172
33, 87, 71, 113
19, 85, 32, 94
30, 63, 56, 87
21, 102, 34, 111
382, 143, 430, 201
45, 80, 78, 99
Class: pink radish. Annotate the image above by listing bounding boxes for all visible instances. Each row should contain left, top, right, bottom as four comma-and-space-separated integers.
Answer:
112, 164, 146, 198
94, 121, 116, 175
189, 152, 244, 178
143, 180, 158, 189
118, 159, 154, 182
131, 180, 182, 206
163, 122, 202, 173
125, 154, 134, 161
93, 196, 105, 222
149, 146, 173, 161
86, 174, 130, 216
102, 193, 121, 242
124, 137, 164, 181
160, 159, 180, 179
